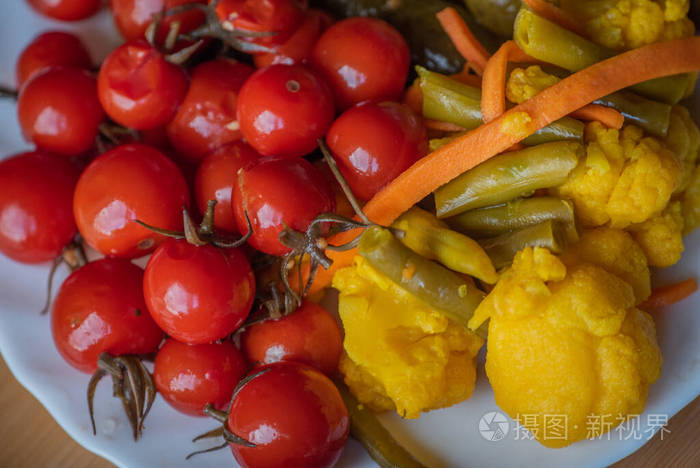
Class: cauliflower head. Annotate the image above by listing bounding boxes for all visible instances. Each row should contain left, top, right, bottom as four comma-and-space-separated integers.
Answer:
683, 165, 700, 233
559, 0, 694, 50
334, 256, 483, 419
629, 201, 685, 267
552, 122, 681, 228
469, 247, 662, 448
666, 105, 700, 193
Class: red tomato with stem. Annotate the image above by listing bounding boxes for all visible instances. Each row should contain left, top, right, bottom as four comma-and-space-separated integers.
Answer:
194, 141, 263, 232
144, 239, 255, 344
253, 9, 332, 68
237, 64, 334, 158
312, 17, 410, 110
73, 143, 190, 259
110, 0, 207, 43
241, 301, 342, 376
27, 0, 101, 21
153, 339, 248, 417
214, 0, 307, 47
0, 151, 79, 264
232, 157, 335, 255
16, 31, 92, 88
166, 59, 254, 163
326, 101, 428, 201
18, 67, 104, 156
98, 39, 188, 130
51, 258, 164, 374
227, 362, 349, 468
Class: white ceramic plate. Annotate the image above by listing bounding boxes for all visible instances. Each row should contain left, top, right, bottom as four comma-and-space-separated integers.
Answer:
2, 5, 700, 468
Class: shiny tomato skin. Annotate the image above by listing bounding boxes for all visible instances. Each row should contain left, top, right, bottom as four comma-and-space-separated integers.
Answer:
27, 0, 101, 21
51, 258, 164, 374
228, 362, 349, 468
166, 59, 254, 163
144, 239, 255, 344
0, 151, 79, 264
326, 101, 428, 201
98, 39, 188, 130
194, 141, 263, 233
16, 31, 92, 88
232, 157, 335, 255
110, 0, 207, 43
237, 64, 334, 158
73, 143, 190, 259
214, 0, 307, 47
253, 9, 332, 68
241, 301, 342, 376
312, 17, 410, 110
18, 67, 104, 156
153, 339, 247, 416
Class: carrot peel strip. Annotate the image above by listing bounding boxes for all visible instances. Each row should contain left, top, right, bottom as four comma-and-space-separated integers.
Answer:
522, 0, 588, 37
436, 7, 491, 73
571, 104, 624, 129
641, 278, 698, 309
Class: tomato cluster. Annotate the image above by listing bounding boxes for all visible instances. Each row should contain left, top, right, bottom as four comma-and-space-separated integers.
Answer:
6, 1, 428, 465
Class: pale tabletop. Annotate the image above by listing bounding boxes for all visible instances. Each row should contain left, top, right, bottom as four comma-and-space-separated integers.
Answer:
1, 355, 698, 468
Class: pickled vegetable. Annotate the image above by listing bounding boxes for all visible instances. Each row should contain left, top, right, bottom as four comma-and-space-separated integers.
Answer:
479, 220, 568, 269
463, 0, 520, 38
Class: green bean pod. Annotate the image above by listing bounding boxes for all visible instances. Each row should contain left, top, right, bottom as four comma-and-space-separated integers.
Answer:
513, 8, 692, 104
446, 196, 579, 242
594, 91, 672, 137
464, 0, 521, 37
358, 226, 485, 329
392, 207, 499, 283
434, 141, 581, 218
335, 381, 427, 468
479, 220, 568, 269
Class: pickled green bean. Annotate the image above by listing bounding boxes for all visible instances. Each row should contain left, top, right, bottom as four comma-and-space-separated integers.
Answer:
464, 0, 520, 38
446, 197, 579, 242
434, 141, 581, 218
513, 8, 693, 104
336, 381, 427, 468
479, 220, 568, 269
358, 226, 485, 329
593, 91, 672, 137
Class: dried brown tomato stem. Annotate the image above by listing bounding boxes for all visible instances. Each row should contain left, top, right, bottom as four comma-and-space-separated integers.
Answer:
192, 426, 224, 442
0, 87, 17, 99
41, 237, 88, 315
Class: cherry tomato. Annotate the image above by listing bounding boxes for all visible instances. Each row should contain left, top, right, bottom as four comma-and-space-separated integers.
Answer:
0, 152, 79, 264
253, 9, 332, 68
312, 17, 410, 110
98, 39, 188, 130
153, 339, 247, 416
326, 101, 427, 201
242, 301, 342, 376
51, 258, 164, 373
110, 0, 207, 43
18, 67, 104, 156
237, 64, 334, 158
227, 362, 349, 468
16, 31, 92, 88
73, 143, 190, 258
27, 0, 101, 21
166, 59, 254, 163
215, 0, 307, 47
232, 157, 335, 255
194, 141, 263, 233
144, 239, 255, 344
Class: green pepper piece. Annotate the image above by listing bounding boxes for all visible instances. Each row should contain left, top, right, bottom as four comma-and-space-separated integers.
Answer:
479, 220, 568, 269
335, 381, 427, 468
434, 141, 581, 218
447, 196, 579, 242
358, 226, 485, 330
392, 207, 499, 283
593, 91, 672, 137
513, 8, 693, 104
463, 0, 520, 38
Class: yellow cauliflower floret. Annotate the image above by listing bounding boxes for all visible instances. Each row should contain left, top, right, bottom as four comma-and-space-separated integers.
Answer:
560, 0, 693, 50
333, 256, 483, 419
629, 201, 685, 267
682, 165, 700, 233
506, 66, 560, 104
470, 247, 662, 448
665, 105, 700, 193
552, 122, 681, 228
560, 227, 651, 303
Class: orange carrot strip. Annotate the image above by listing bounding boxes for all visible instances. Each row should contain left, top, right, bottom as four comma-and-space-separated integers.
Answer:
481, 41, 532, 123
641, 278, 698, 309
522, 0, 588, 37
450, 65, 483, 88
424, 119, 466, 132
436, 7, 490, 73
403, 81, 423, 115
301, 36, 700, 294
571, 104, 625, 129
